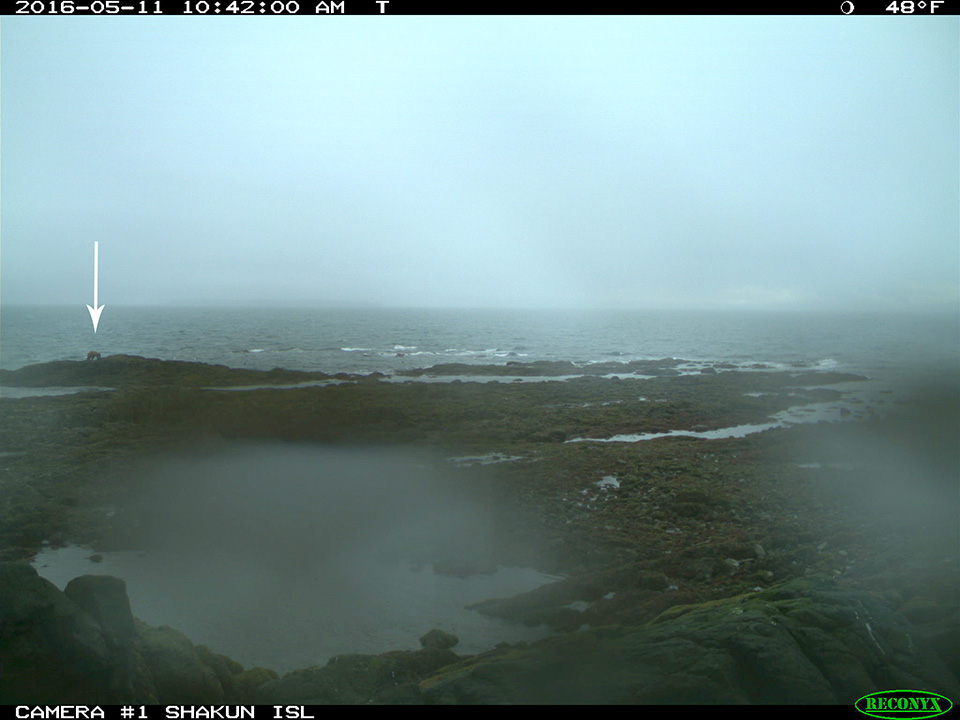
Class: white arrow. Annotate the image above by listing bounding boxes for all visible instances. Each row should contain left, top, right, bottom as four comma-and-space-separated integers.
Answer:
86, 241, 105, 333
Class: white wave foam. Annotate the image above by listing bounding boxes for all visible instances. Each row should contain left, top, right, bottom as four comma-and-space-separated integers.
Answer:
384, 374, 584, 384
445, 348, 505, 357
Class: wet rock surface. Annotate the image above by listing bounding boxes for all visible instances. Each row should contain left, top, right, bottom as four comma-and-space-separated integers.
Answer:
0, 562, 275, 704
0, 354, 343, 390
3, 561, 957, 705
1, 357, 956, 703
420, 577, 960, 705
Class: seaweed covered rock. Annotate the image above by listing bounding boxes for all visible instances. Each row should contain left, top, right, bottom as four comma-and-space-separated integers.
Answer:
420, 577, 960, 704
255, 647, 461, 705
0, 355, 333, 389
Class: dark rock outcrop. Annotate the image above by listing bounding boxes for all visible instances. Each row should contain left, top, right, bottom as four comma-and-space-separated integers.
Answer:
0, 562, 276, 704
61, 574, 145, 701
3, 563, 957, 705
0, 562, 120, 703
63, 575, 136, 653
420, 629, 459, 650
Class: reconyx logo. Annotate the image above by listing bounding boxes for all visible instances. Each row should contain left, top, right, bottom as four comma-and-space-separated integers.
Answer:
856, 690, 953, 719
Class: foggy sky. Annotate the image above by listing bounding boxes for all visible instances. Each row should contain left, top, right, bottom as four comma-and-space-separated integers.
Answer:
2, 16, 957, 311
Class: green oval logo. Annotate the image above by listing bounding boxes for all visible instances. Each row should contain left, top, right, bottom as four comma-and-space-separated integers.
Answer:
856, 690, 953, 720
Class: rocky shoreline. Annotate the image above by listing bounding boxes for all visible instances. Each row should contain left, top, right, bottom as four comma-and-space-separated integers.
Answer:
1, 355, 957, 704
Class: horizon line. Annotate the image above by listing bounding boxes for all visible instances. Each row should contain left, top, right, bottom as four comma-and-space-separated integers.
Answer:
1, 302, 957, 315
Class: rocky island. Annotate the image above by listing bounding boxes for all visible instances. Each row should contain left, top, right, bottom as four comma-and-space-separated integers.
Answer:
1, 355, 957, 704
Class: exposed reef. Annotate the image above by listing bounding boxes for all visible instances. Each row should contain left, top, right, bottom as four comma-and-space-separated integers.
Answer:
1, 355, 956, 704
0, 354, 372, 390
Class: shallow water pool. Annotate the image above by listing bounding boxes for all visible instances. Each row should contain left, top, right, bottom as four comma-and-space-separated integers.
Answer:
34, 546, 560, 674
32, 442, 561, 673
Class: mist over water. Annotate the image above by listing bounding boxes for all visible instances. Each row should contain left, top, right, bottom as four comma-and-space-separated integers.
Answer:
132, 443, 505, 569
34, 443, 560, 672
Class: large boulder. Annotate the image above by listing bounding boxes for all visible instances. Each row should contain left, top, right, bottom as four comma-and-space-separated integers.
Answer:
420, 629, 459, 650
0, 562, 125, 703
0, 562, 276, 704
63, 575, 136, 652
62, 574, 151, 701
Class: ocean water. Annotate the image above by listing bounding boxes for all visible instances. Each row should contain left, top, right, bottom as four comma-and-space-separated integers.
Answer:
2, 305, 957, 385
